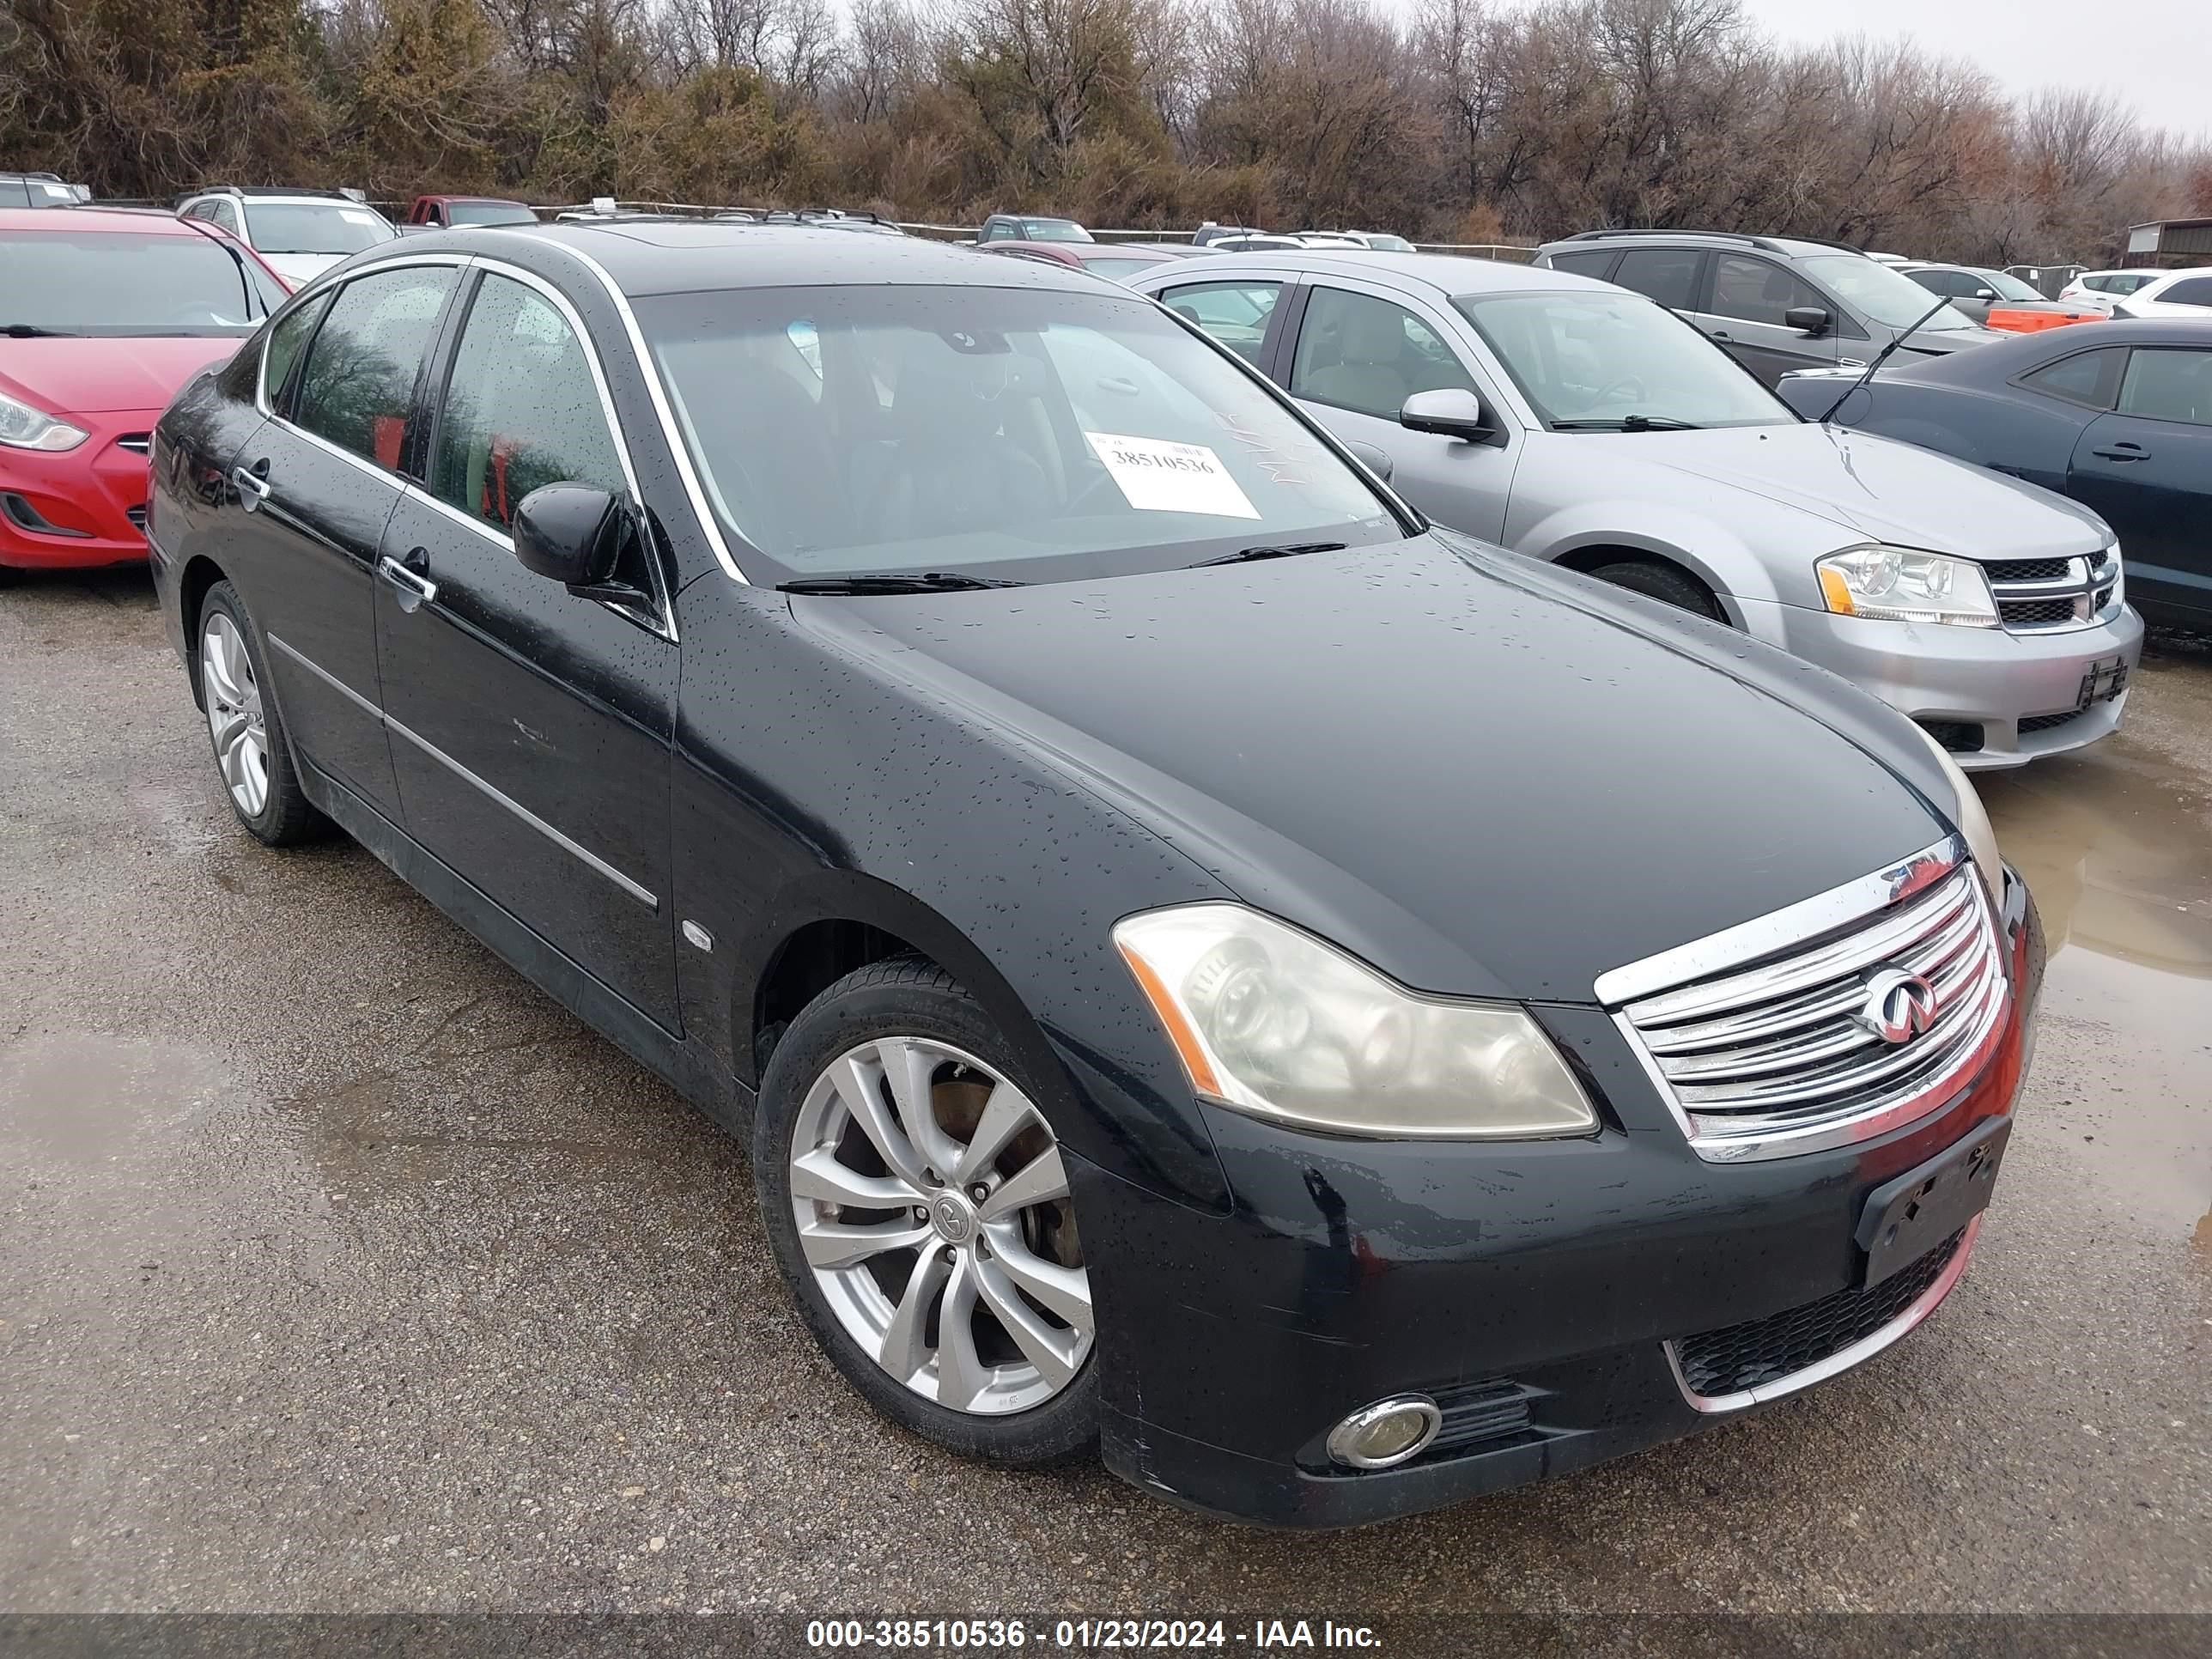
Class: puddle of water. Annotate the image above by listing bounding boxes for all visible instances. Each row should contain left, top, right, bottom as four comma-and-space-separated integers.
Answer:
1976, 724, 2212, 1240
0, 1032, 225, 1164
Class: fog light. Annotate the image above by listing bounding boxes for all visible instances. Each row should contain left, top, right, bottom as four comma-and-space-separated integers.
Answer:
1326, 1395, 1442, 1469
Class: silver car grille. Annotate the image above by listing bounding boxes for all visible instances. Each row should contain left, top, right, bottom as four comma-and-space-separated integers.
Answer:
1984, 551, 2119, 633
1603, 847, 2008, 1161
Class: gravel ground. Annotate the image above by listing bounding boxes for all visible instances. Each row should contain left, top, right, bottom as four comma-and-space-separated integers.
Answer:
1, 568, 2205, 1630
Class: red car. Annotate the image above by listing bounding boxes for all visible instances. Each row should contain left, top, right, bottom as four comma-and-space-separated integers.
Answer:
1, 207, 289, 580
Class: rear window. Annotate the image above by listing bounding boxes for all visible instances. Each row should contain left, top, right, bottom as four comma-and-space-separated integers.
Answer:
447, 201, 538, 228
0, 228, 274, 333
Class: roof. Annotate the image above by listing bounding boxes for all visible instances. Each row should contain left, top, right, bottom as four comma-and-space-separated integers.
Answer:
1542, 228, 1865, 259
1146, 246, 1609, 296
428, 221, 1113, 297
0, 205, 206, 235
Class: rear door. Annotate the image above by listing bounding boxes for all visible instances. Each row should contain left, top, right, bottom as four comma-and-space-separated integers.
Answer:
2069, 344, 2212, 623
374, 265, 682, 1029
1279, 278, 1516, 542
1692, 252, 1841, 386
223, 262, 462, 820
1147, 275, 1293, 371
1607, 246, 1707, 319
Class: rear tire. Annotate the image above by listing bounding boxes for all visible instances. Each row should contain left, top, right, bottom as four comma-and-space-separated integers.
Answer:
197, 580, 323, 846
1588, 558, 1725, 622
755, 955, 1100, 1468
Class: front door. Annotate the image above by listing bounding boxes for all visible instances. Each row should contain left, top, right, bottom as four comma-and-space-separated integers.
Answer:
226, 265, 461, 820
1693, 253, 1841, 386
1281, 280, 1515, 542
374, 267, 682, 1029
2069, 344, 2212, 625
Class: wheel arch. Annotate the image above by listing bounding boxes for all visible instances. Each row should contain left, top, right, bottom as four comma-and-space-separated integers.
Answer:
177, 553, 229, 709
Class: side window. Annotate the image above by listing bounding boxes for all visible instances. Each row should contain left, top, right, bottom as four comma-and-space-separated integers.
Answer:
2158, 277, 2212, 307
209, 200, 241, 236
261, 293, 333, 414
2018, 347, 2125, 410
1157, 281, 1282, 365
1546, 250, 1619, 279
432, 272, 625, 533
2116, 349, 2212, 426
1289, 285, 1474, 420
291, 265, 457, 470
0, 177, 29, 209
1710, 254, 1822, 325
1613, 248, 1701, 310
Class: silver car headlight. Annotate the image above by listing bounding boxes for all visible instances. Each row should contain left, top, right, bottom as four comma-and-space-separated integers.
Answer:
1817, 544, 1998, 628
0, 389, 89, 453
1909, 726, 2002, 902
1114, 904, 1598, 1139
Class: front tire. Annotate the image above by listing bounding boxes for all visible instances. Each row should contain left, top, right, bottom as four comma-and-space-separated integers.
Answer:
755, 956, 1099, 1468
197, 580, 321, 845
1588, 557, 1725, 622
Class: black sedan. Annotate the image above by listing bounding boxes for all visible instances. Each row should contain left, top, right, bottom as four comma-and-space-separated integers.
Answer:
1778, 319, 2212, 628
147, 224, 2039, 1527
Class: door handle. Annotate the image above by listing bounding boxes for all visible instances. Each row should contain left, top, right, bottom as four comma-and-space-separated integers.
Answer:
232, 459, 272, 512
2090, 443, 2148, 461
1711, 331, 1733, 342
377, 548, 439, 610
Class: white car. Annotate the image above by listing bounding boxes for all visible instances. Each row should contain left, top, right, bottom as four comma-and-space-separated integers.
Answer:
2107, 266, 2212, 319
2056, 269, 2163, 313
174, 187, 396, 287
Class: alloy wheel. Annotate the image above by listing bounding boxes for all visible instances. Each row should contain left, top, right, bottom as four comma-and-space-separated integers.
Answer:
789, 1036, 1093, 1415
200, 611, 269, 817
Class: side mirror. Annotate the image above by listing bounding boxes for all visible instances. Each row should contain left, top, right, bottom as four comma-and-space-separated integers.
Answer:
513, 484, 623, 588
1784, 306, 1831, 337
1342, 439, 1395, 483
1973, 288, 1997, 301
1400, 387, 1503, 446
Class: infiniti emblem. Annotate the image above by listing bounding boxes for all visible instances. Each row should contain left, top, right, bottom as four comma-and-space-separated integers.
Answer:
1857, 967, 1939, 1045
931, 1194, 975, 1243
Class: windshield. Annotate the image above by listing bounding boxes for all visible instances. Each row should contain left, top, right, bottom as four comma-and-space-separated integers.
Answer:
1024, 220, 1092, 243
447, 201, 537, 227
1455, 289, 1795, 430
1362, 234, 1414, 252
1976, 269, 2042, 302
244, 203, 396, 256
638, 283, 1406, 586
0, 229, 272, 332
1796, 254, 1978, 332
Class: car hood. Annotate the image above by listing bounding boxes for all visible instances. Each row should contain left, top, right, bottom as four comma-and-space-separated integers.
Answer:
0, 336, 243, 416
1571, 422, 2107, 559
262, 252, 345, 284
793, 538, 1951, 1002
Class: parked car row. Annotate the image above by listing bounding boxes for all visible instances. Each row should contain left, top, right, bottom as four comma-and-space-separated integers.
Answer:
129, 219, 2040, 1528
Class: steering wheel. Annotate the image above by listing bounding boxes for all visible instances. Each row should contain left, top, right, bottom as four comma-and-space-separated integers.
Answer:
1591, 375, 1647, 406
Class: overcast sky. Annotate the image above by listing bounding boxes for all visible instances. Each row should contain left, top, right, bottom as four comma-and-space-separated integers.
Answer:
1735, 0, 2211, 139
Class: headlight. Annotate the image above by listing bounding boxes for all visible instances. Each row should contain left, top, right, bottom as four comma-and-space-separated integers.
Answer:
1114, 904, 1598, 1139
0, 390, 89, 453
1817, 544, 1997, 628
1909, 725, 2002, 901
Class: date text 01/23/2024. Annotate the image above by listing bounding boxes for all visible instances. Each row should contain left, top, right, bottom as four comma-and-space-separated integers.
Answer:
805, 1618, 1384, 1650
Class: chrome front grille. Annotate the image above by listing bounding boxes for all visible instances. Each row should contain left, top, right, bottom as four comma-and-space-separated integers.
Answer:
1602, 847, 2008, 1161
1987, 550, 2119, 633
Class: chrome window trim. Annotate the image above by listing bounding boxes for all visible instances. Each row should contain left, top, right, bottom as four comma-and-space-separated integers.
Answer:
553, 240, 751, 584
1664, 1214, 1980, 1413
254, 252, 676, 642
269, 633, 657, 911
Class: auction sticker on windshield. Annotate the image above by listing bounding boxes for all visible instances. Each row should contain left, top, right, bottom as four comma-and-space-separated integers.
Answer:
1085, 432, 1260, 519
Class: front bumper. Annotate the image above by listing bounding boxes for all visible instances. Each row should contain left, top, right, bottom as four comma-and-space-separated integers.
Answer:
1075, 868, 2042, 1528
0, 412, 160, 572
1737, 596, 2143, 769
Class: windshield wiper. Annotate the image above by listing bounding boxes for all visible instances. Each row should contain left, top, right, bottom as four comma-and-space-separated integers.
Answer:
2, 324, 78, 338
1818, 293, 1958, 423
777, 572, 1027, 594
1191, 540, 1348, 568
1551, 416, 1701, 432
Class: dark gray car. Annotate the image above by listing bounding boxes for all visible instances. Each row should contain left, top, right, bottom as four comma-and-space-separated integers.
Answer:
1538, 231, 2008, 386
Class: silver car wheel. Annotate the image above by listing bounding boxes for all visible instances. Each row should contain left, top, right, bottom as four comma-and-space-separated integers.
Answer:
200, 611, 269, 817
790, 1036, 1093, 1416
